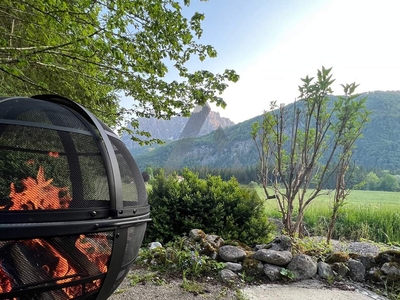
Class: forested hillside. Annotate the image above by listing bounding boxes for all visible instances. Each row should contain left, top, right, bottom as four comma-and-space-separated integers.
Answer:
132, 91, 400, 174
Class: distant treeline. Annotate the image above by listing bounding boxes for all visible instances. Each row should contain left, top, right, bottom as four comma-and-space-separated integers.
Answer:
144, 164, 400, 192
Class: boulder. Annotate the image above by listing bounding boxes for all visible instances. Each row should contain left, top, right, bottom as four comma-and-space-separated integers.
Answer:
264, 263, 282, 281
347, 259, 365, 282
331, 262, 349, 277
243, 258, 264, 276
188, 229, 223, 258
381, 262, 400, 276
148, 242, 163, 250
219, 269, 238, 283
251, 249, 292, 266
206, 234, 225, 248
265, 235, 292, 251
219, 245, 247, 262
188, 229, 206, 241
225, 262, 242, 272
287, 254, 317, 280
317, 261, 334, 280
326, 252, 350, 264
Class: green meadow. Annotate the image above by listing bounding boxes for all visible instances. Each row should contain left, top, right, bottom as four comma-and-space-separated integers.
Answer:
255, 189, 400, 245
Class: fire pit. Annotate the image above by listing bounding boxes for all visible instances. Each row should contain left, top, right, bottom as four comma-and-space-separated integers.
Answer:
0, 95, 150, 299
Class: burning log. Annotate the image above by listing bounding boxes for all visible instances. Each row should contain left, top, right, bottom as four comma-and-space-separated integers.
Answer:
0, 234, 111, 299
0, 165, 113, 298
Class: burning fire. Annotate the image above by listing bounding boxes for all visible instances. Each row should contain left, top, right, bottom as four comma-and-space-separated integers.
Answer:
76, 234, 111, 274
0, 266, 12, 294
24, 239, 81, 297
8, 166, 72, 210
0, 165, 111, 298
0, 236, 111, 298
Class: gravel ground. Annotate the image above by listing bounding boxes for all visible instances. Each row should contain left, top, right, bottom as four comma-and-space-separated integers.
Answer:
109, 267, 239, 300
109, 267, 388, 300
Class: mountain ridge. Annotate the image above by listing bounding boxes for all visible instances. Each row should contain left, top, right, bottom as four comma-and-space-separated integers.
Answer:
129, 90, 400, 173
121, 109, 235, 156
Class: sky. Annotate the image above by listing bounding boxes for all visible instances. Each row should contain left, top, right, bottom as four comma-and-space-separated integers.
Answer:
178, 0, 400, 123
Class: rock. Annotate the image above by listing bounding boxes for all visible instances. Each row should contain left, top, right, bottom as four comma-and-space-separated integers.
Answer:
188, 229, 206, 241
287, 254, 317, 280
347, 259, 365, 282
357, 255, 376, 270
188, 229, 223, 258
326, 252, 350, 264
251, 249, 292, 266
148, 242, 163, 250
331, 262, 349, 277
265, 235, 292, 252
225, 262, 242, 272
365, 266, 382, 282
268, 218, 284, 234
206, 234, 224, 248
375, 250, 400, 264
219, 245, 247, 262
243, 258, 264, 276
317, 261, 334, 280
381, 262, 400, 276
264, 263, 282, 281
219, 269, 238, 283
254, 244, 267, 251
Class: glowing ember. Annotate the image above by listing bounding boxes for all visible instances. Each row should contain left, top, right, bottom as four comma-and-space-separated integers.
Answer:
48, 152, 59, 158
0, 266, 12, 294
8, 166, 72, 210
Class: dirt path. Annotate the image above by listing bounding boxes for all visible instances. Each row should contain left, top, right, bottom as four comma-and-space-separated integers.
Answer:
242, 280, 387, 300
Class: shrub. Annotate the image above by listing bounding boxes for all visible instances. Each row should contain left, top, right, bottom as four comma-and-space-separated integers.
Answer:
145, 168, 275, 245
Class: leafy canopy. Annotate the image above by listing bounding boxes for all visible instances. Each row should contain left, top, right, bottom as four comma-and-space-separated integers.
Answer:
0, 0, 239, 140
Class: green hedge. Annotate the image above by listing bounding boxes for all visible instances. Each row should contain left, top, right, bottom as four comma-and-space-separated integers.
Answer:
145, 169, 275, 245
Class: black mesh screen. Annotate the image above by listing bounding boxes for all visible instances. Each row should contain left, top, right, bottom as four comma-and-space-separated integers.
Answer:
121, 224, 146, 266
0, 98, 89, 131
0, 125, 110, 209
0, 232, 113, 299
0, 96, 149, 299
109, 137, 147, 207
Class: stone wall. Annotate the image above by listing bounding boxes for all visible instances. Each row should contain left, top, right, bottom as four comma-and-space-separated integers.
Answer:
148, 229, 400, 294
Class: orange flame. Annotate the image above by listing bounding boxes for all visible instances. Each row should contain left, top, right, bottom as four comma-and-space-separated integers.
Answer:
0, 266, 12, 294
75, 235, 111, 273
8, 166, 72, 210
22, 239, 82, 298
1, 165, 110, 298
48, 152, 59, 158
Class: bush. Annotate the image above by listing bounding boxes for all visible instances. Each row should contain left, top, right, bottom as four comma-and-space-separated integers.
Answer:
145, 169, 275, 245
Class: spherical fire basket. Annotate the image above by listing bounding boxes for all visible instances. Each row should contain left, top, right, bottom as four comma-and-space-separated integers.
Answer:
0, 95, 150, 299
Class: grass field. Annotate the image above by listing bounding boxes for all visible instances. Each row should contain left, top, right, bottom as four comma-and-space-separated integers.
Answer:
255, 188, 400, 244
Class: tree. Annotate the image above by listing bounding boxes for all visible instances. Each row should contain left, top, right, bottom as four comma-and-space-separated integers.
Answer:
252, 67, 369, 239
0, 0, 239, 140
326, 83, 370, 243
364, 171, 380, 190
379, 173, 399, 191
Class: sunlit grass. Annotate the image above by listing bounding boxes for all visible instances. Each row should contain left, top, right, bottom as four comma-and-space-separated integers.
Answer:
255, 188, 400, 244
